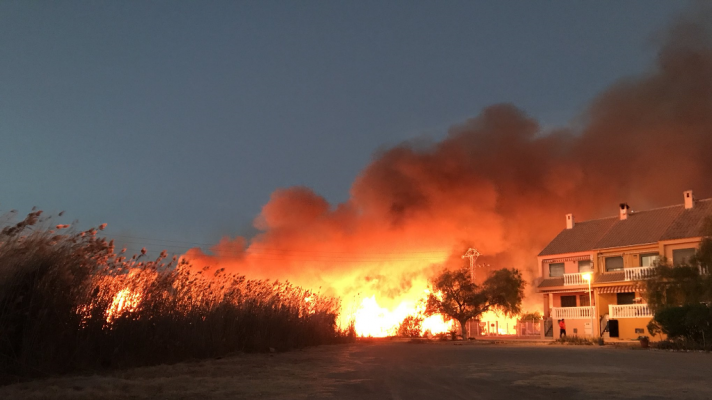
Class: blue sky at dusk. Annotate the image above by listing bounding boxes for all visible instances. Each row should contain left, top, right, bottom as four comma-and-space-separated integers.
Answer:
0, 1, 693, 254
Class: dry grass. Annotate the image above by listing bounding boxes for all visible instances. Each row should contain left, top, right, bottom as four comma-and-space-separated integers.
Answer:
0, 210, 351, 384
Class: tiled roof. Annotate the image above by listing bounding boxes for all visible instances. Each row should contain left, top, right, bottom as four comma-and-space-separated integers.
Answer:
594, 272, 625, 283
538, 218, 616, 256
539, 198, 712, 256
594, 206, 681, 249
661, 199, 712, 240
537, 277, 564, 288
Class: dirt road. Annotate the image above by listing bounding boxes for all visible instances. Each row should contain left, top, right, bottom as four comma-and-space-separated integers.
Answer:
2, 340, 711, 399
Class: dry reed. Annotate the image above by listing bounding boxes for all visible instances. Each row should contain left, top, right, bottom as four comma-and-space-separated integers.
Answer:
0, 211, 350, 383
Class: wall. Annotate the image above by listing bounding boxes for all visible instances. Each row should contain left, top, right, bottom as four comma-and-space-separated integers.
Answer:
596, 244, 659, 271
662, 238, 701, 262
615, 318, 652, 340
599, 291, 667, 340
538, 252, 595, 278
552, 318, 595, 338
553, 292, 587, 307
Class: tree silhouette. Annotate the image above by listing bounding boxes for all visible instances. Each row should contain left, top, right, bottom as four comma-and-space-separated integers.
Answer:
424, 267, 524, 339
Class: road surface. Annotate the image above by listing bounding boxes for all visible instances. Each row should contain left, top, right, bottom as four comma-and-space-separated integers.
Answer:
1, 339, 710, 399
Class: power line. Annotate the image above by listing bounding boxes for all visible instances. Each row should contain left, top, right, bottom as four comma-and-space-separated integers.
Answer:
113, 243, 449, 263
105, 236, 452, 263
103, 233, 453, 257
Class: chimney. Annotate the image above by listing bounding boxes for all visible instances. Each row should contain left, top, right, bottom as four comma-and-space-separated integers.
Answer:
684, 190, 694, 209
566, 213, 574, 229
619, 203, 630, 220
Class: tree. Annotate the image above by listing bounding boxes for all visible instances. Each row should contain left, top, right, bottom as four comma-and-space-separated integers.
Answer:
518, 311, 542, 322
424, 267, 524, 340
643, 216, 712, 345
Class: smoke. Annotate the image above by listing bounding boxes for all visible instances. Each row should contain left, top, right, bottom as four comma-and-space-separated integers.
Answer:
185, 11, 712, 313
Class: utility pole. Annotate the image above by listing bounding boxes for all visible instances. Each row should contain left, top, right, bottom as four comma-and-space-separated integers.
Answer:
462, 248, 484, 281
462, 247, 488, 338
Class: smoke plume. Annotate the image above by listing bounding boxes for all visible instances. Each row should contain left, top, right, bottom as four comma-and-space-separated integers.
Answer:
185, 11, 712, 315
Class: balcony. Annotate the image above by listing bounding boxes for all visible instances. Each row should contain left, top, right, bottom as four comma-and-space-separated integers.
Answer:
563, 272, 589, 286
551, 306, 594, 320
624, 267, 655, 281
609, 304, 653, 319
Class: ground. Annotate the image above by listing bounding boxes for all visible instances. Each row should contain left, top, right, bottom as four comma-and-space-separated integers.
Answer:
2, 340, 711, 399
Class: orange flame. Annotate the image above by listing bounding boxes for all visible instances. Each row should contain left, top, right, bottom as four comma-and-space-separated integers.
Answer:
106, 288, 142, 323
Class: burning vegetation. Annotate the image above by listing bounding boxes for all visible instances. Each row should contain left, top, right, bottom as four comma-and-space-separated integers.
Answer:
0, 211, 346, 381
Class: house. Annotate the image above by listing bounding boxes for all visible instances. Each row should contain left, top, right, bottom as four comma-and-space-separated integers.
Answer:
536, 190, 712, 340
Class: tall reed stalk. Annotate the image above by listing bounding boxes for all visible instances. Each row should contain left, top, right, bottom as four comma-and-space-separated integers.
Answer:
0, 211, 350, 383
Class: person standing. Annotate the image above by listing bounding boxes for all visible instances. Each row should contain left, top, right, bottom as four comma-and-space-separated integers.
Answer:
559, 319, 567, 338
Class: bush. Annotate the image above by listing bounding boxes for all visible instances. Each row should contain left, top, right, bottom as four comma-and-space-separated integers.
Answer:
518, 311, 542, 322
0, 211, 347, 382
396, 315, 423, 337
551, 336, 597, 346
654, 304, 712, 345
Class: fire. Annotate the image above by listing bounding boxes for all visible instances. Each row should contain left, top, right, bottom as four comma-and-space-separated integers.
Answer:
346, 294, 452, 337
106, 288, 142, 323
478, 311, 520, 336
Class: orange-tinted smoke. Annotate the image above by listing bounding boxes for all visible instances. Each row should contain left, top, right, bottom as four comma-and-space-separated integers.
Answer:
185, 12, 712, 313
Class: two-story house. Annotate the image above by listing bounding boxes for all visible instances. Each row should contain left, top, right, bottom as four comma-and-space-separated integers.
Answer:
536, 190, 712, 340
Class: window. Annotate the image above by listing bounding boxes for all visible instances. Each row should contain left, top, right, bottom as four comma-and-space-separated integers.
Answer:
579, 294, 590, 307
617, 292, 635, 305
605, 256, 624, 272
672, 248, 696, 265
561, 296, 577, 307
549, 263, 565, 277
640, 253, 659, 267
578, 260, 592, 273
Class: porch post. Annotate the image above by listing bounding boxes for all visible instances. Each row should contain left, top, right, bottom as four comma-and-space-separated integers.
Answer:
594, 289, 600, 337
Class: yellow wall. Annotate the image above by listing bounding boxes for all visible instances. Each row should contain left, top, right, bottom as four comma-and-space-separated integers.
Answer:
615, 318, 650, 340
613, 317, 666, 340
662, 239, 701, 261
595, 244, 659, 271
597, 291, 667, 340
596, 293, 615, 319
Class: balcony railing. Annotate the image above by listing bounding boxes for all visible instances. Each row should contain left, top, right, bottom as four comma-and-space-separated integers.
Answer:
551, 306, 594, 320
624, 267, 655, 281
609, 304, 653, 319
563, 273, 588, 286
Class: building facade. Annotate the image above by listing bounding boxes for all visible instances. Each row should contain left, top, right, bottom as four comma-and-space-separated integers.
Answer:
536, 191, 712, 340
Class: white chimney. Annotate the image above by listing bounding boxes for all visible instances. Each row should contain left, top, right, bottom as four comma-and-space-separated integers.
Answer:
684, 190, 694, 209
619, 203, 629, 220
566, 213, 574, 229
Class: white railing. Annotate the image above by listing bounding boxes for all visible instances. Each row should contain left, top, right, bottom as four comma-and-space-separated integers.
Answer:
624, 267, 655, 281
563, 273, 587, 286
609, 304, 653, 319
551, 306, 594, 320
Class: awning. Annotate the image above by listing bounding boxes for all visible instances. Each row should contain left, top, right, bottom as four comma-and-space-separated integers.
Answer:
542, 255, 591, 263
596, 285, 641, 294
538, 288, 589, 294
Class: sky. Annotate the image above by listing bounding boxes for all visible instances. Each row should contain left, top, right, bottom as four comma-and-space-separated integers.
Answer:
0, 1, 695, 255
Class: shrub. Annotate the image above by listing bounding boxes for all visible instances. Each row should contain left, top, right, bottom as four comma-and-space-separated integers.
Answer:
654, 304, 712, 345
396, 315, 424, 337
551, 336, 597, 346
518, 311, 542, 322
